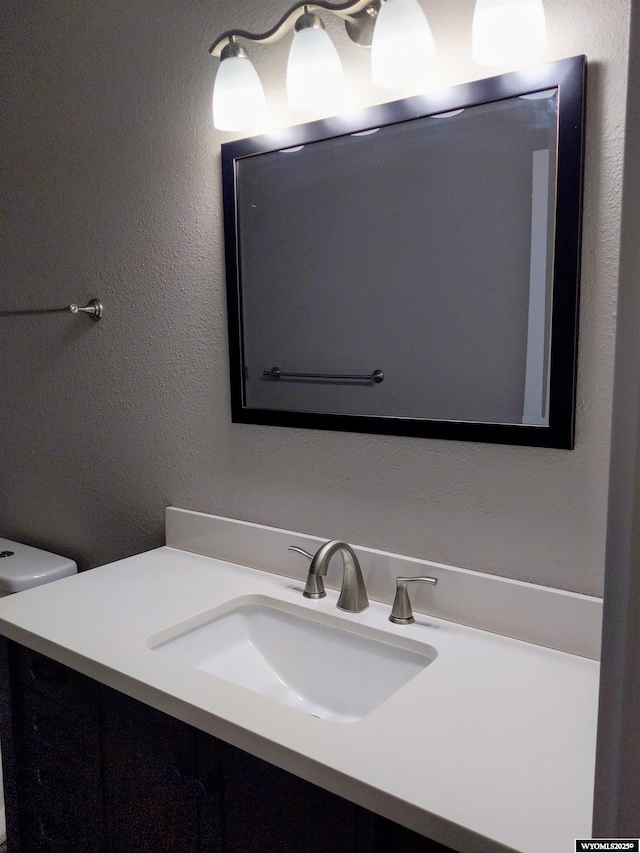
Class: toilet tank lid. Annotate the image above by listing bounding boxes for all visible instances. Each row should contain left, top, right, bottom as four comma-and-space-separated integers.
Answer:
0, 538, 77, 594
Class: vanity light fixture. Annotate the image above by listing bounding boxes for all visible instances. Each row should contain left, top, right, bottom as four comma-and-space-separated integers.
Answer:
472, 0, 547, 65
210, 0, 548, 130
209, 0, 438, 130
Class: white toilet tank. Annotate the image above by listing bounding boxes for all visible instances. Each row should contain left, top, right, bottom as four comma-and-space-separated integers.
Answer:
0, 538, 77, 597
0, 538, 78, 842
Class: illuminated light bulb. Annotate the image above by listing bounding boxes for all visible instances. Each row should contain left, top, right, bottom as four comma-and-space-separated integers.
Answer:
287, 11, 346, 112
212, 41, 267, 131
371, 0, 437, 89
472, 0, 547, 66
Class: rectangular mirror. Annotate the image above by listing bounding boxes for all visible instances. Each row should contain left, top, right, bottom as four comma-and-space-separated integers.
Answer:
221, 56, 586, 448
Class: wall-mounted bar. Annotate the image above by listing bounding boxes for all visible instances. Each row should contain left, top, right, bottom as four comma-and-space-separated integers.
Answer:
0, 298, 103, 321
263, 366, 384, 383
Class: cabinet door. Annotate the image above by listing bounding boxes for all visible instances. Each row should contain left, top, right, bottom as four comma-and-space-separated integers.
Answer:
7, 644, 104, 853
197, 735, 456, 853
101, 689, 201, 853
373, 816, 458, 853
200, 737, 363, 853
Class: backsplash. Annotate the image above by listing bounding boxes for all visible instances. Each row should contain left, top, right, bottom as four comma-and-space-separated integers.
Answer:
166, 507, 602, 659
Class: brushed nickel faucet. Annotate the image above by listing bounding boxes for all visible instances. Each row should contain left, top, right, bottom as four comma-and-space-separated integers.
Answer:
288, 540, 369, 613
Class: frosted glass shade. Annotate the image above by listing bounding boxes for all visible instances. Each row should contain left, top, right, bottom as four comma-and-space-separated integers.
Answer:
371, 0, 436, 89
472, 0, 547, 65
212, 54, 267, 131
287, 26, 346, 112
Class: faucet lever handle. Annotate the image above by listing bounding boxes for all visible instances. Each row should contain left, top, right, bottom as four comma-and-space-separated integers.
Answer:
389, 576, 438, 625
288, 545, 326, 599
287, 546, 314, 560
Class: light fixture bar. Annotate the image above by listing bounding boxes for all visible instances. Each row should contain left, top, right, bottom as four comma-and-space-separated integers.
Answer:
209, 0, 380, 56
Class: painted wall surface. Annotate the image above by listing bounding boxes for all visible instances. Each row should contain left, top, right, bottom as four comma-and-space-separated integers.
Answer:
0, 0, 631, 596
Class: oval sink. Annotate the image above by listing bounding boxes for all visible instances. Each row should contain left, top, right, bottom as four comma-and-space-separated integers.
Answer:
150, 597, 437, 723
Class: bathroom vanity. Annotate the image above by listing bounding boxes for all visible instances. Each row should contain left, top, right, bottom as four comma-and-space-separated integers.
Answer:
0, 509, 601, 852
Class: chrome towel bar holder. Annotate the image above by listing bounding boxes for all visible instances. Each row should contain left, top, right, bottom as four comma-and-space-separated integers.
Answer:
263, 366, 384, 383
0, 298, 103, 321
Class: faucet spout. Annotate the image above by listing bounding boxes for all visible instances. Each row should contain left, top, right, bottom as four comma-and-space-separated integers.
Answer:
304, 540, 369, 613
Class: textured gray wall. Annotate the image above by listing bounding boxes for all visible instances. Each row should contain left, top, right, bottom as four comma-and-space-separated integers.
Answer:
0, 0, 631, 595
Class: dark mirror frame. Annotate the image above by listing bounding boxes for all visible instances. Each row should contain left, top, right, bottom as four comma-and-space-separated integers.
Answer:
221, 55, 586, 449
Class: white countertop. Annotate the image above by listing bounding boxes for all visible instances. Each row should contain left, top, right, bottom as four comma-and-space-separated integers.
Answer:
0, 540, 599, 853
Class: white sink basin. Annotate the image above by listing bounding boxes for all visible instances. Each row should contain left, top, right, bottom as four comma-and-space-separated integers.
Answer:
150, 596, 437, 723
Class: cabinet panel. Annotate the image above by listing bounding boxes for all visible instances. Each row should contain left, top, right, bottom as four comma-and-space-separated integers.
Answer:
101, 689, 201, 853
373, 816, 458, 853
193, 730, 223, 853
11, 644, 97, 708
208, 738, 362, 853
8, 648, 104, 853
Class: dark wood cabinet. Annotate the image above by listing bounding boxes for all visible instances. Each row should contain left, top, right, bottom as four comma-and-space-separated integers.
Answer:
209, 737, 370, 853
101, 691, 367, 853
0, 640, 455, 853
4, 644, 104, 852
101, 689, 203, 853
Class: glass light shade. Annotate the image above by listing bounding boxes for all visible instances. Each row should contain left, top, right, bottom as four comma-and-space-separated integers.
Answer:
287, 26, 346, 112
371, 0, 436, 89
472, 0, 547, 65
212, 54, 267, 131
